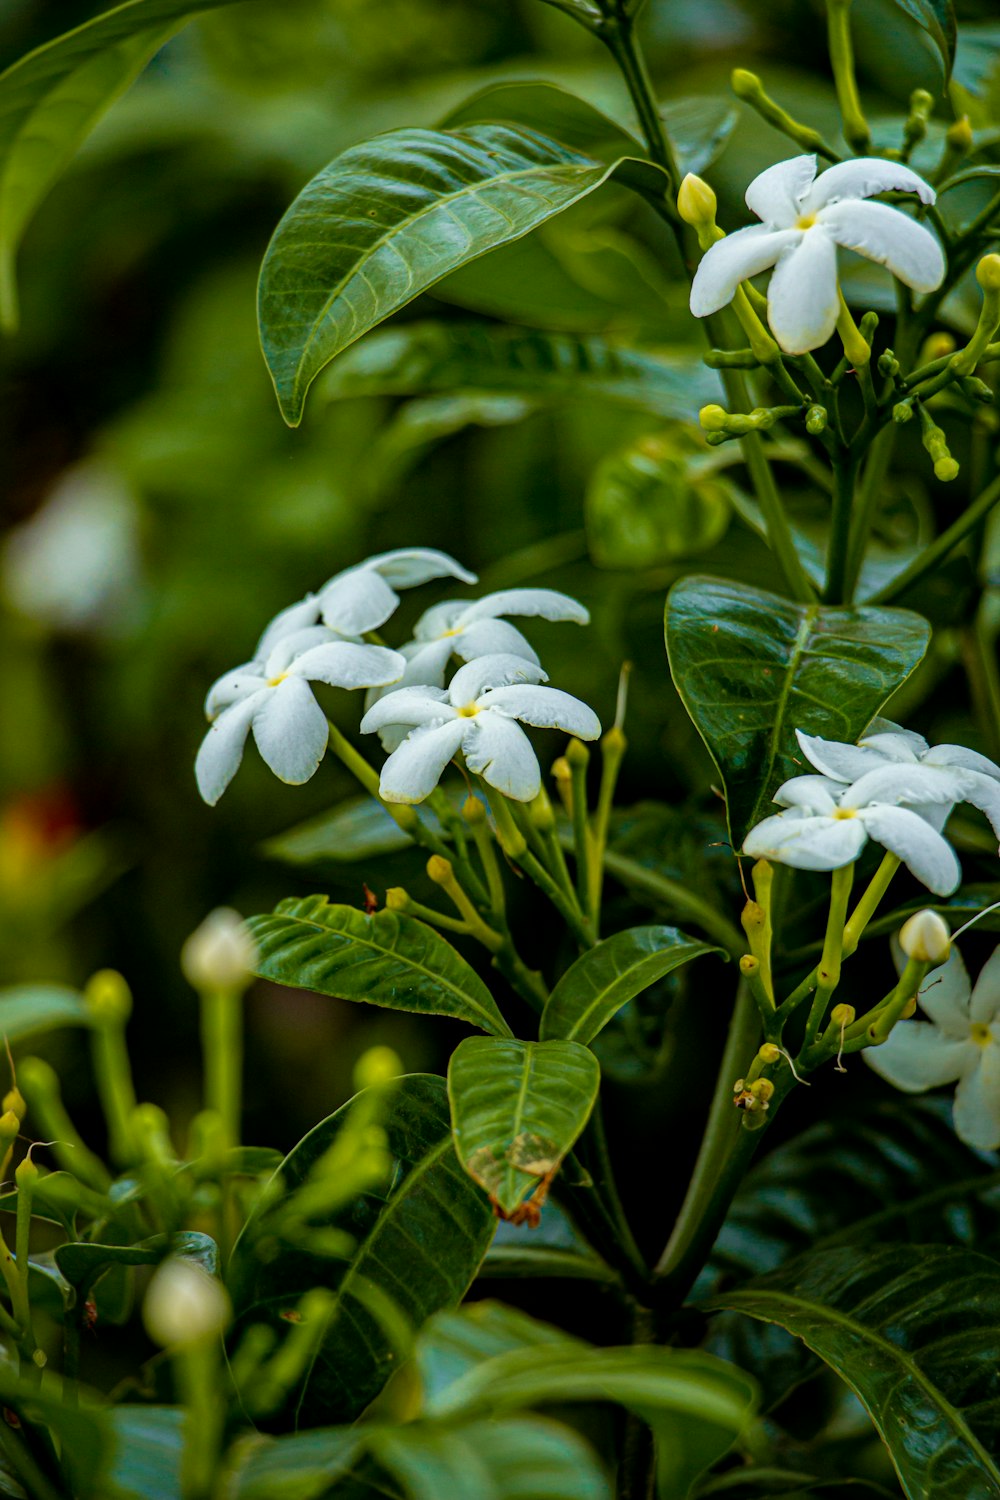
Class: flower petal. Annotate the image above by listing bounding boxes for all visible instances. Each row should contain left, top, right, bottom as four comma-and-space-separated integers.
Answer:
841, 763, 960, 811
393, 637, 458, 690
861, 717, 929, 756
366, 548, 477, 587
856, 803, 961, 895
924, 744, 1000, 782
690, 226, 800, 317
745, 154, 817, 224
459, 588, 590, 626
917, 950, 972, 1037
254, 595, 323, 658
480, 684, 601, 739
805, 157, 936, 211
448, 653, 547, 706
195, 690, 266, 805
378, 719, 468, 804
818, 199, 944, 293
742, 810, 866, 869
205, 664, 266, 720
953, 1044, 1000, 1151
857, 732, 924, 763
949, 769, 1000, 840
318, 569, 400, 635
413, 600, 466, 641
360, 686, 453, 734
766, 230, 839, 355
971, 945, 1000, 1026
772, 774, 841, 813
251, 676, 329, 785
464, 713, 541, 801
795, 728, 890, 782
864, 1021, 971, 1092
266, 626, 348, 678
453, 618, 540, 665
287, 641, 404, 690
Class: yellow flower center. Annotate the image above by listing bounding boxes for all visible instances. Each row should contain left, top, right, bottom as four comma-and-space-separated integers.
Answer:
796, 213, 817, 230
832, 808, 857, 820
971, 1022, 992, 1047
457, 703, 479, 718
267, 673, 288, 687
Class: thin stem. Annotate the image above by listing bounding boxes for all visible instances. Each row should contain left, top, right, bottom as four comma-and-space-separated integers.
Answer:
826, 0, 870, 153
601, 848, 746, 961
652, 982, 760, 1293
866, 473, 1000, 604
589, 731, 626, 933
201, 988, 241, 1154
596, 13, 678, 182
842, 853, 900, 956
90, 1021, 138, 1167
843, 424, 898, 599
824, 455, 858, 603
964, 606, 1000, 762
803, 864, 854, 1049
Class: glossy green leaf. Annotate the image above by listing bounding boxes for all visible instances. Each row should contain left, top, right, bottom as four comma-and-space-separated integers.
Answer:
442, 81, 639, 162
586, 432, 732, 569
0, 984, 89, 1040
229, 1074, 496, 1429
258, 124, 646, 424
0, 0, 252, 330
261, 796, 444, 865
104, 1408, 184, 1500
708, 1244, 1000, 1500
417, 1301, 576, 1408
664, 576, 931, 845
481, 1202, 619, 1283
659, 97, 740, 177
371, 1417, 611, 1500
55, 1231, 217, 1298
320, 321, 719, 418
887, 0, 956, 78
541, 924, 723, 1045
246, 896, 511, 1037
447, 1037, 600, 1218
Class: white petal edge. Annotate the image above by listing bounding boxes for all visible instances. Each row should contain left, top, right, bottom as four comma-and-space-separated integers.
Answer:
690, 226, 800, 318
742, 811, 867, 869
360, 687, 452, 734
205, 665, 266, 721
805, 157, 936, 211
481, 684, 601, 740
856, 803, 961, 895
795, 729, 891, 783
818, 199, 944, 293
766, 230, 840, 355
917, 950, 973, 1037
378, 719, 468, 804
953, 1044, 1000, 1151
448, 653, 548, 706
970, 945, 1000, 1026
864, 1021, 971, 1092
195, 691, 266, 805
251, 676, 329, 785
463, 713, 541, 801
459, 588, 590, 626
772, 775, 840, 813
288, 641, 405, 690
745, 154, 817, 224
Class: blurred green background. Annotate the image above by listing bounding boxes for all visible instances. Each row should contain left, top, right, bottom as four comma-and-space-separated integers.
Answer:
2, 0, 1000, 1264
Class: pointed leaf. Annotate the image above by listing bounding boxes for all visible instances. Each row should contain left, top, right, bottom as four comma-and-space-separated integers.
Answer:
371, 1416, 612, 1500
229, 1075, 496, 1429
664, 576, 931, 845
540, 924, 723, 1045
246, 897, 511, 1037
441, 81, 640, 162
447, 1038, 600, 1219
707, 1245, 1000, 1500
257, 124, 642, 424
319, 321, 719, 417
0, 984, 89, 1040
0, 0, 252, 330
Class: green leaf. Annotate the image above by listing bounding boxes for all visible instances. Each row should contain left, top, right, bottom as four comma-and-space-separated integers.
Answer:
246, 897, 511, 1037
0, 0, 252, 331
481, 1202, 619, 1283
258, 124, 645, 424
659, 97, 740, 177
416, 1302, 576, 1408
708, 1244, 1000, 1500
104, 1408, 185, 1500
887, 0, 956, 79
586, 432, 732, 569
0, 984, 89, 1040
447, 1038, 600, 1219
320, 321, 720, 419
664, 575, 931, 846
540, 924, 723, 1045
371, 1416, 612, 1500
55, 1231, 217, 1299
229, 1075, 496, 1429
442, 81, 639, 162
261, 796, 441, 865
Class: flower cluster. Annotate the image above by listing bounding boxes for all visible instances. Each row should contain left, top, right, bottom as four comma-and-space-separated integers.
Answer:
196, 549, 599, 807
743, 719, 1000, 895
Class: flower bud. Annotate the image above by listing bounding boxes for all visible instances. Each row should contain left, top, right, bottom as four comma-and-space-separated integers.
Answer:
84, 969, 132, 1025
946, 116, 973, 152
699, 404, 728, 432
354, 1046, 401, 1091
426, 855, 453, 887
977, 254, 1000, 293
565, 737, 590, 769
757, 1043, 781, 1065
384, 887, 409, 912
182, 909, 256, 993
0, 1111, 19, 1145
899, 909, 951, 963
805, 405, 827, 435
830, 1003, 855, 1026
14, 1156, 37, 1192
143, 1258, 231, 1348
2, 1089, 24, 1122
677, 173, 718, 230
461, 795, 486, 826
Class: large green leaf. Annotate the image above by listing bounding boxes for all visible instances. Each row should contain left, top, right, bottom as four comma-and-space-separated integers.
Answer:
888, 0, 956, 78
0, 984, 90, 1040
258, 124, 651, 424
228, 1074, 496, 1429
482, 1202, 619, 1283
708, 1245, 1000, 1500
540, 924, 723, 1045
246, 897, 511, 1037
0, 0, 251, 330
664, 576, 931, 845
586, 432, 732, 569
319, 321, 719, 417
447, 1037, 600, 1219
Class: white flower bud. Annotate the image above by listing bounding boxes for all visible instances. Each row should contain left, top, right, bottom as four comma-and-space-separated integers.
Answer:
181, 908, 256, 992
899, 909, 951, 964
143, 1258, 231, 1348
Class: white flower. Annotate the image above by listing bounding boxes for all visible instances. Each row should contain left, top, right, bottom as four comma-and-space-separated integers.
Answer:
196, 629, 404, 806
257, 548, 477, 655
865, 945, 1000, 1151
796, 726, 1000, 841
181, 908, 257, 991
899, 908, 951, 964
689, 155, 945, 355
742, 772, 961, 895
144, 1258, 231, 1347
360, 653, 601, 804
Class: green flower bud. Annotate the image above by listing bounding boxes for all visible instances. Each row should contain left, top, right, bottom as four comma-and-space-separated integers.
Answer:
182, 909, 256, 993
144, 1258, 231, 1348
84, 969, 132, 1025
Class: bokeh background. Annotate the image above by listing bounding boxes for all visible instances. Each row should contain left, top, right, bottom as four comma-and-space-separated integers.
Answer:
2, 0, 1000, 1280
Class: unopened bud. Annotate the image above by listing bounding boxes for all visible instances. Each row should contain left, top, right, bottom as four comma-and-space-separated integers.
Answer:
2, 1089, 24, 1122
84, 969, 132, 1025
830, 1003, 855, 1026
977, 254, 1000, 293
699, 404, 728, 432
181, 909, 256, 993
893, 399, 915, 424
14, 1157, 37, 1191
461, 795, 486, 827
751, 1078, 775, 1103
353, 1046, 401, 1091
922, 332, 956, 362
144, 1258, 231, 1348
565, 737, 590, 770
0, 1112, 19, 1144
805, 404, 827, 435
384, 887, 409, 912
899, 909, 951, 963
946, 116, 973, 152
934, 455, 959, 481
677, 172, 718, 230
530, 795, 555, 834
426, 855, 453, 887
757, 1043, 781, 1065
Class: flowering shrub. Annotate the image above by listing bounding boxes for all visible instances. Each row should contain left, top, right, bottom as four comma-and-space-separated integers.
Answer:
2, 0, 1000, 1497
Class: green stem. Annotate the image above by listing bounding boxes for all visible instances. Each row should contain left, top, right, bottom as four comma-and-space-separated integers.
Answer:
90, 1020, 138, 1167
601, 848, 746, 960
487, 789, 594, 947
866, 473, 1000, 604
824, 455, 858, 603
842, 853, 900, 956
652, 982, 761, 1296
589, 731, 626, 933
827, 0, 870, 153
965, 605, 1000, 762
596, 12, 678, 183
803, 864, 853, 1048
201, 988, 241, 1155
843, 424, 898, 599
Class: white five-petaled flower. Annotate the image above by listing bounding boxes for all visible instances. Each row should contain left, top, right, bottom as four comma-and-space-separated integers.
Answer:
256, 548, 477, 656
360, 653, 601, 804
795, 724, 1000, 841
196, 628, 404, 806
865, 945, 1000, 1151
742, 772, 962, 895
689, 154, 945, 355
